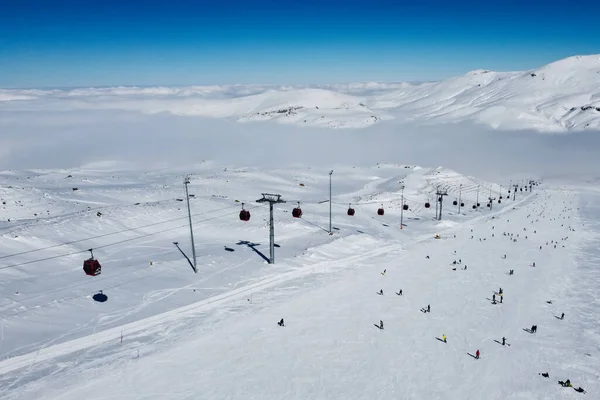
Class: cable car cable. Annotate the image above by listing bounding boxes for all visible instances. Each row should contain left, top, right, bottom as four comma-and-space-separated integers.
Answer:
0, 204, 241, 261
0, 205, 259, 272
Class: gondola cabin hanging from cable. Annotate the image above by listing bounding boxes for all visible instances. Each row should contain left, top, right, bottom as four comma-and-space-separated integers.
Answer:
83, 248, 101, 276
425, 202, 430, 208
377, 205, 384, 216
347, 204, 355, 216
292, 202, 303, 218
472, 204, 477, 209
403, 204, 409, 211
460, 202, 464, 207
239, 203, 251, 221
453, 200, 458, 206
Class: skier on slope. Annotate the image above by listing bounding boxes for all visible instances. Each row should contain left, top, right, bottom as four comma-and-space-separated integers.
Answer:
442, 334, 447, 343
475, 349, 480, 359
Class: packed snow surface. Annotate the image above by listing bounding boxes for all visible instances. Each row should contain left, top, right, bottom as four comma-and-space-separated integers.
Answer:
1, 55, 600, 131
0, 163, 598, 399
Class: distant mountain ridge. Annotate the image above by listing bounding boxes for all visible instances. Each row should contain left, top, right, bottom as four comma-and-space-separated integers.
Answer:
1, 54, 599, 131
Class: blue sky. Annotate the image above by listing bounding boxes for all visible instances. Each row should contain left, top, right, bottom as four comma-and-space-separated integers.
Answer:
1, 0, 599, 88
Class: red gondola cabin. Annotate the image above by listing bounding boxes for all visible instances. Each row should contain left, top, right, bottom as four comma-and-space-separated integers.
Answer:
239, 203, 250, 221
347, 204, 355, 216
292, 202, 302, 218
377, 205, 384, 216
83, 249, 101, 276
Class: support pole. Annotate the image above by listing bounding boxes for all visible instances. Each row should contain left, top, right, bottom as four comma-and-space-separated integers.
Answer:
435, 189, 439, 218
184, 177, 197, 273
256, 193, 286, 264
269, 202, 274, 264
436, 187, 448, 220
329, 170, 333, 234
488, 186, 496, 211
476, 185, 480, 209
400, 183, 405, 229
457, 184, 462, 214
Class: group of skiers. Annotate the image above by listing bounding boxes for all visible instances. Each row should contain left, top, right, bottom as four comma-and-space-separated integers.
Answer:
273, 193, 588, 394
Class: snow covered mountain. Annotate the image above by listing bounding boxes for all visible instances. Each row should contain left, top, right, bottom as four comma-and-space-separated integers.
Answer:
0, 163, 599, 400
1, 55, 599, 131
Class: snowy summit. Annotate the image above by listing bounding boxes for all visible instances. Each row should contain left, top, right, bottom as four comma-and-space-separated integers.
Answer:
1, 55, 599, 132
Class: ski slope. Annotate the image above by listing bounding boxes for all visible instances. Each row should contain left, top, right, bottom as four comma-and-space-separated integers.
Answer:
0, 164, 599, 399
1, 54, 599, 131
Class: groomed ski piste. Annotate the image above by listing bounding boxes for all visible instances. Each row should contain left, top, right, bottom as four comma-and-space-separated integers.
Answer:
0, 164, 599, 399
